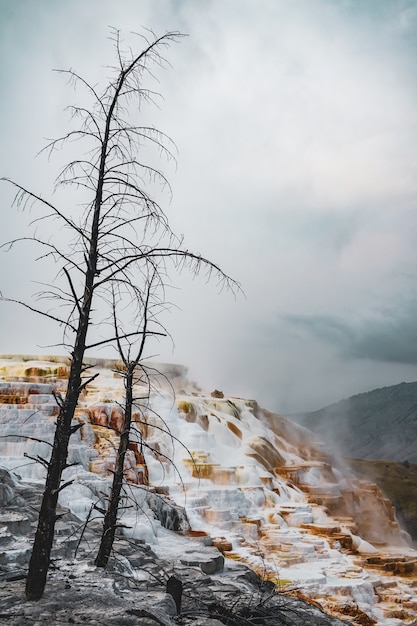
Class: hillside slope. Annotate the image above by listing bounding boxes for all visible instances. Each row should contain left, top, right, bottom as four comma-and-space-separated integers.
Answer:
292, 381, 417, 463
1, 356, 417, 624
347, 459, 417, 545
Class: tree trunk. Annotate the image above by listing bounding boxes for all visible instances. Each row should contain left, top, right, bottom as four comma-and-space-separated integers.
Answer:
25, 165, 101, 598
95, 365, 134, 567
25, 60, 114, 599
25, 305, 92, 599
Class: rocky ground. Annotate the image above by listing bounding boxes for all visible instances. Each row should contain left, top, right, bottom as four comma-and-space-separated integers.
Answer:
0, 549, 350, 626
0, 471, 348, 626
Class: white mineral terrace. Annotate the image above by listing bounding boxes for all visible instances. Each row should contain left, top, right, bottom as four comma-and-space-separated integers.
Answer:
0, 355, 416, 625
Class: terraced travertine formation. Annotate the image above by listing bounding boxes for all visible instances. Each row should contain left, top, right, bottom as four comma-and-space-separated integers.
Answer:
1, 355, 417, 625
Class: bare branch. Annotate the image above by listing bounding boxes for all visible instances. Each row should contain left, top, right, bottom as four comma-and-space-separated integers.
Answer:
53, 68, 105, 115
0, 294, 77, 332
52, 479, 74, 494
0, 435, 53, 448
85, 329, 165, 351
1, 178, 87, 240
63, 268, 82, 316
79, 372, 100, 392
23, 452, 50, 469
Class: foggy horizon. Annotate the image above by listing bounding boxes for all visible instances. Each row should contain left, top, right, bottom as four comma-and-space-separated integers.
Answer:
1, 0, 417, 414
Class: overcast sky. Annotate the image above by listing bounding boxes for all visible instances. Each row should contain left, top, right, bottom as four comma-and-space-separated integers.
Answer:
1, 0, 417, 412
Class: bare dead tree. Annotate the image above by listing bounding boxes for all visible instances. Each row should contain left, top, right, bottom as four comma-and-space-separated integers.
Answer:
1, 29, 239, 600
94, 273, 161, 567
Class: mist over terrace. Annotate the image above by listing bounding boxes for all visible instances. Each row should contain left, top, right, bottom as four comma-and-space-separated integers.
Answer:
1, 0, 417, 414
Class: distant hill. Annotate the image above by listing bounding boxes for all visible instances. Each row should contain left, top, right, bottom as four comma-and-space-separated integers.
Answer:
291, 381, 417, 463
347, 458, 417, 544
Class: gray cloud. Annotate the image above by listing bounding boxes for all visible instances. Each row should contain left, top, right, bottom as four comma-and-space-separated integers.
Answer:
1, 0, 417, 413
284, 299, 417, 365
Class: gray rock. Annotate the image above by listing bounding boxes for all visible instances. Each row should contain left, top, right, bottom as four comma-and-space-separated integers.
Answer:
180, 549, 224, 574
0, 469, 348, 626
